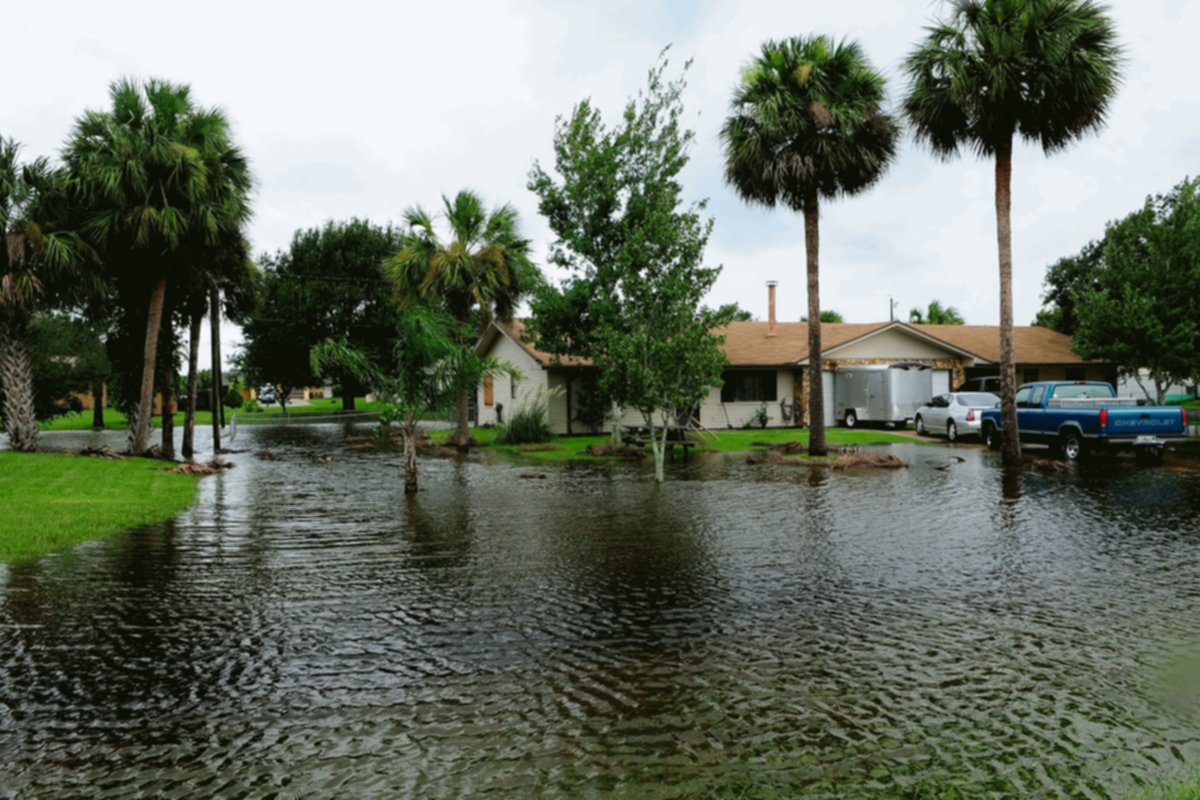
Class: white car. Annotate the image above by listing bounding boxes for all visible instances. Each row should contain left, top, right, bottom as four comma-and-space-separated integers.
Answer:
914, 392, 1000, 442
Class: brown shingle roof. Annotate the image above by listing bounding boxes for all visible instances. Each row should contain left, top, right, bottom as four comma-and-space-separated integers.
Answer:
487, 319, 1086, 368
909, 324, 1084, 364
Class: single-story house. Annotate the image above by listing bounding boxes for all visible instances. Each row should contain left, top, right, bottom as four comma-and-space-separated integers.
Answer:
474, 318, 1115, 435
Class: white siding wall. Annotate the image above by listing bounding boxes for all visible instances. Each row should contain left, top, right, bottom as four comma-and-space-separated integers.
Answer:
697, 369, 797, 430
829, 329, 957, 359
477, 333, 547, 427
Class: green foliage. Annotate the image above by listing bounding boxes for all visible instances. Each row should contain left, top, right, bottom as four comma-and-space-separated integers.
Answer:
0, 312, 110, 424
1064, 177, 1200, 403
801, 310, 844, 323
223, 384, 243, 409
495, 387, 557, 445
909, 300, 965, 325
572, 383, 611, 433
1034, 239, 1103, 335
528, 51, 736, 480
242, 399, 263, 413
239, 219, 402, 407
722, 36, 900, 210
902, 0, 1123, 161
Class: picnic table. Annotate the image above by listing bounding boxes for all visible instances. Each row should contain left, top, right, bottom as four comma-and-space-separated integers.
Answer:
620, 425, 697, 458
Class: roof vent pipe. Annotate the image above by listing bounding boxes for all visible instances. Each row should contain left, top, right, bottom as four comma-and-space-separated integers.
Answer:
766, 281, 777, 338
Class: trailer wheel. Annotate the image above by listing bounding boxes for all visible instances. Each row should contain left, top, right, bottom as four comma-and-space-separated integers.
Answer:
843, 410, 857, 428
984, 424, 1000, 451
1060, 430, 1085, 461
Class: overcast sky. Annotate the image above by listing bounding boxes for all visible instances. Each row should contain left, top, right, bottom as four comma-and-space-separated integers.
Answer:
7, 0, 1197, 370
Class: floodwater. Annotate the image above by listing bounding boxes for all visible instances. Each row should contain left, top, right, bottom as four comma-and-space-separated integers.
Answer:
3, 427, 1200, 798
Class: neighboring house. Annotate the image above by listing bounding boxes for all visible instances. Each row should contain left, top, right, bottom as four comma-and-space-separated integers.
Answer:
475, 318, 1115, 434
1115, 370, 1196, 402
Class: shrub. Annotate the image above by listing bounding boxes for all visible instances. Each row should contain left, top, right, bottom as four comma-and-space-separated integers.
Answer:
224, 386, 244, 409
243, 400, 264, 413
495, 386, 558, 445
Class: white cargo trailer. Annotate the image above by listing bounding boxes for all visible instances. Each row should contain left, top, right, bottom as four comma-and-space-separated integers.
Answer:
834, 363, 933, 429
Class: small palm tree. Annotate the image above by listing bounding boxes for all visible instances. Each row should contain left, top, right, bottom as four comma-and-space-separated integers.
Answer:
903, 0, 1122, 466
384, 190, 538, 448
722, 36, 899, 455
1, 139, 95, 452
65, 79, 253, 455
909, 300, 965, 325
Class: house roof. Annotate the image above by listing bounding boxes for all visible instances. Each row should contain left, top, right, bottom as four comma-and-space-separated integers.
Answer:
477, 319, 1087, 368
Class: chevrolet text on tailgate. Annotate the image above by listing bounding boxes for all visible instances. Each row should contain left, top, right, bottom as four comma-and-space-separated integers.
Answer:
980, 381, 1188, 462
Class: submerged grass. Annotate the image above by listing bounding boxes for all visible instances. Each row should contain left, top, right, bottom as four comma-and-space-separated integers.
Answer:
432, 426, 923, 461
0, 452, 199, 563
39, 398, 390, 432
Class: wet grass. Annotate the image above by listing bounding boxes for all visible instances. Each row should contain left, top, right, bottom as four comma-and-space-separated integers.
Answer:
431, 426, 925, 461
1127, 768, 1200, 799
0, 452, 199, 563
39, 398, 390, 431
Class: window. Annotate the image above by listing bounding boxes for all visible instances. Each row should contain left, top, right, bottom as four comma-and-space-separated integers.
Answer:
1065, 367, 1086, 381
1051, 383, 1114, 400
1030, 386, 1046, 406
720, 370, 778, 403
957, 393, 998, 406
1023, 368, 1040, 383
1015, 387, 1031, 408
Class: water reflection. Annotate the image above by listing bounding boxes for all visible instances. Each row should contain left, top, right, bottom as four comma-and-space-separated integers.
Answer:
3, 427, 1200, 797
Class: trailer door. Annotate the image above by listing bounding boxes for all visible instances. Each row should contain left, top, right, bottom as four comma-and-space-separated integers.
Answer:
867, 372, 886, 421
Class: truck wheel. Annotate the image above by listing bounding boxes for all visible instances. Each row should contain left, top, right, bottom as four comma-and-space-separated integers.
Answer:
984, 424, 1000, 451
1060, 431, 1085, 461
947, 421, 958, 442
844, 411, 857, 429
915, 415, 926, 435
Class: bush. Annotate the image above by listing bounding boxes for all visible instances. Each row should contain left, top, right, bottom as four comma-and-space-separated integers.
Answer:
243, 400, 264, 413
224, 386, 244, 409
495, 387, 557, 445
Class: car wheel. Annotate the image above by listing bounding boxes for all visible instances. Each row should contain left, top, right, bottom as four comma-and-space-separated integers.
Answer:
844, 411, 857, 429
1060, 431, 1085, 461
984, 424, 1000, 451
947, 420, 958, 442
915, 415, 926, 435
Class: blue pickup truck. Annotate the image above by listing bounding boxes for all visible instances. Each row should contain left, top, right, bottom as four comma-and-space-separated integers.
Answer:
980, 381, 1188, 461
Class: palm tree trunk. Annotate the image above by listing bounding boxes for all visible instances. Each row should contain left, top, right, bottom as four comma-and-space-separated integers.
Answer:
210, 289, 222, 453
403, 413, 419, 493
995, 138, 1020, 467
804, 193, 826, 457
0, 314, 39, 453
130, 274, 167, 455
182, 313, 201, 459
91, 382, 105, 429
452, 308, 472, 451
161, 358, 176, 461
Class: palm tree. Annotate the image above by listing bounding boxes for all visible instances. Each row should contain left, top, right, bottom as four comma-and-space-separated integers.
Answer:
909, 300, 965, 325
384, 190, 538, 449
65, 79, 252, 455
1, 139, 94, 452
903, 0, 1122, 466
722, 36, 900, 455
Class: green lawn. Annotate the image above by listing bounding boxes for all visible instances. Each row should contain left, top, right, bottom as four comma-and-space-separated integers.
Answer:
430, 425, 921, 461
39, 397, 390, 432
0, 452, 200, 563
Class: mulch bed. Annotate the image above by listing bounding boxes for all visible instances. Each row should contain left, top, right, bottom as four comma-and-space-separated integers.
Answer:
584, 443, 648, 459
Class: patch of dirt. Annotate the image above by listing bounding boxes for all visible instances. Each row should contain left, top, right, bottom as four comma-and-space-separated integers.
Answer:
830, 453, 908, 470
517, 443, 561, 452
584, 443, 648, 459
769, 441, 808, 455
79, 445, 124, 460
167, 459, 235, 476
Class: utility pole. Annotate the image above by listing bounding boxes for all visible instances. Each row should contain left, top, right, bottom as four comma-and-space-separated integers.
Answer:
889, 295, 899, 322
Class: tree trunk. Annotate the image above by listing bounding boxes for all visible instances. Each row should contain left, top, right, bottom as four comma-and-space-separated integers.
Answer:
210, 289, 221, 453
403, 413, 419, 493
804, 193, 826, 457
182, 313, 201, 459
611, 401, 624, 445
645, 410, 666, 484
91, 382, 105, 429
995, 138, 1020, 468
0, 314, 39, 453
161, 366, 176, 461
130, 274, 167, 455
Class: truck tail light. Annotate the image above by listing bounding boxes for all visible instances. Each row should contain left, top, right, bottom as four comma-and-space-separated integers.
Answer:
1099, 409, 1108, 428
966, 410, 976, 421
1183, 408, 1189, 428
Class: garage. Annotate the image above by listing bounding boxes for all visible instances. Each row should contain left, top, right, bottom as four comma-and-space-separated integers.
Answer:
932, 370, 951, 395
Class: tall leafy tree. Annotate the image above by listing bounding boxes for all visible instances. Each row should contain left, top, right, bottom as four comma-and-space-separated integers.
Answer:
311, 309, 517, 493
909, 300, 965, 325
65, 78, 253, 454
530, 52, 735, 482
800, 310, 845, 323
722, 36, 900, 456
1, 139, 95, 451
240, 219, 401, 415
903, 0, 1122, 466
1057, 178, 1200, 403
384, 192, 539, 449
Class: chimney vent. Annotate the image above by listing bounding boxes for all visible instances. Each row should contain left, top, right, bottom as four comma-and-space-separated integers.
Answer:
766, 281, 777, 338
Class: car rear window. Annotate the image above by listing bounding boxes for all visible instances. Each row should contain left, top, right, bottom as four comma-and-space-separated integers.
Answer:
957, 393, 998, 406
1051, 384, 1115, 399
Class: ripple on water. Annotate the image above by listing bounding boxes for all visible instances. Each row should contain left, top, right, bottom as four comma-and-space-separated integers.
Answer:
3, 428, 1200, 798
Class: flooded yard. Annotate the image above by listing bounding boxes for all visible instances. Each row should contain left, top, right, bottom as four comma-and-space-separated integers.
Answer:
3, 426, 1200, 797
